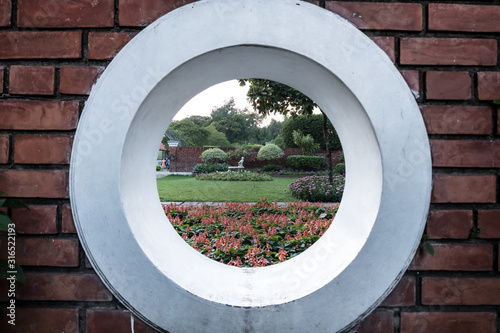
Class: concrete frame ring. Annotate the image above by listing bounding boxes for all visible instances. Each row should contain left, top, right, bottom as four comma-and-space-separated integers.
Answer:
70, 0, 432, 332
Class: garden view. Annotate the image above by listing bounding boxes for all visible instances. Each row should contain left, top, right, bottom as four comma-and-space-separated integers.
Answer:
157, 80, 345, 267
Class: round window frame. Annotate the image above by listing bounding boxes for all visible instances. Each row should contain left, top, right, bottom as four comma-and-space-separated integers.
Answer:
70, 1, 432, 332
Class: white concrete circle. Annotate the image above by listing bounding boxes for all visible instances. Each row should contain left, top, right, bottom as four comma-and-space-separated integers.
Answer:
70, 0, 432, 332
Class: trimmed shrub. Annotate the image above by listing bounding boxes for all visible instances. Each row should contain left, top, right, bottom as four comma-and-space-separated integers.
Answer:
334, 162, 345, 175
262, 164, 283, 172
289, 175, 345, 202
282, 114, 342, 150
287, 155, 325, 171
200, 148, 228, 164
196, 171, 272, 181
192, 163, 229, 174
257, 144, 285, 161
156, 164, 162, 171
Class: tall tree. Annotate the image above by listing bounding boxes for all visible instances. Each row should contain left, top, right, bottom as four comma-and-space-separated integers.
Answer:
240, 79, 337, 183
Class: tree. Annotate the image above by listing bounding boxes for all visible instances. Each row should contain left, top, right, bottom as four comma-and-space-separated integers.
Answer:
282, 114, 341, 150
167, 118, 210, 147
240, 79, 338, 183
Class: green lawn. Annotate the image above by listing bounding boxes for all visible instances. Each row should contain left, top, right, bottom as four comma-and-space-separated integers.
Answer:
157, 175, 299, 202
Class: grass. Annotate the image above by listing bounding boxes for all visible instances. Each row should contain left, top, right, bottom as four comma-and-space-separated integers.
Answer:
157, 175, 299, 202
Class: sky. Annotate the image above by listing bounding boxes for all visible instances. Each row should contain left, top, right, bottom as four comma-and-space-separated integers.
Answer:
173, 80, 284, 125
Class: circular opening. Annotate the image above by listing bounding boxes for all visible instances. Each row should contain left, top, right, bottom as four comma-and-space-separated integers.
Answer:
70, 1, 431, 331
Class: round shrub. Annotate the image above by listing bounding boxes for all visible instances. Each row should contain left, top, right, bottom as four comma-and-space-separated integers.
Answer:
262, 164, 283, 172
192, 163, 229, 174
200, 148, 228, 164
334, 162, 345, 175
287, 155, 325, 171
289, 175, 345, 202
257, 144, 284, 161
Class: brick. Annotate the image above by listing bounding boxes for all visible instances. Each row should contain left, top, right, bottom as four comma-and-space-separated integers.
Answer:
431, 175, 496, 203
431, 140, 497, 168
60, 66, 104, 95
0, 66, 3, 92
371, 37, 395, 62
87, 310, 132, 333
478, 72, 500, 101
119, 0, 198, 26
353, 311, 393, 333
478, 210, 500, 239
401, 38, 497, 66
429, 4, 500, 33
401, 312, 496, 333
420, 105, 491, 135
15, 238, 79, 267
427, 210, 473, 239
409, 244, 492, 271
62, 203, 77, 233
426, 71, 471, 100
381, 276, 415, 307
18, 0, 114, 28
0, 307, 78, 333
9, 65, 55, 95
88, 32, 135, 59
0, 100, 79, 130
14, 134, 73, 164
0, 170, 68, 198
134, 316, 160, 333
17, 272, 112, 301
326, 2, 421, 31
400, 70, 419, 98
11, 205, 57, 234
422, 278, 500, 305
0, 134, 8, 164
0, 0, 11, 26
0, 31, 81, 59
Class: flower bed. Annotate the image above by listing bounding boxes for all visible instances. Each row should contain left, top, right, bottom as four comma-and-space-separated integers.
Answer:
195, 170, 272, 181
163, 199, 338, 267
289, 175, 345, 202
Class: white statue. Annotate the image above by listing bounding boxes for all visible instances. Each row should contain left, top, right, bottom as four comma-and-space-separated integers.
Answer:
238, 157, 244, 168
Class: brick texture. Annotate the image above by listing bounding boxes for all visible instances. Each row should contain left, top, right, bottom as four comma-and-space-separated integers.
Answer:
62, 203, 77, 233
426, 71, 471, 100
400, 70, 419, 97
326, 2, 422, 31
420, 105, 491, 135
14, 135, 73, 164
478, 72, 500, 101
478, 210, 500, 239
119, 0, 199, 26
9, 65, 55, 95
0, 100, 79, 130
0, 170, 68, 198
0, 134, 8, 164
400, 38, 497, 66
15, 238, 79, 267
429, 4, 500, 32
0, 66, 3, 92
353, 311, 394, 333
0, 307, 79, 333
401, 312, 496, 333
371, 36, 395, 62
426, 210, 473, 239
0, 31, 81, 59
11, 205, 58, 234
0, 0, 11, 26
422, 278, 500, 305
381, 277, 415, 307
16, 272, 113, 301
431, 175, 496, 203
431, 140, 499, 168
88, 32, 135, 59
18, 0, 114, 28
409, 244, 492, 271
60, 66, 104, 95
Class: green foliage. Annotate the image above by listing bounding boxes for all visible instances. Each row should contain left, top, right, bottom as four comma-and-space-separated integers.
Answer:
262, 164, 283, 172
339, 152, 345, 163
192, 163, 229, 174
167, 118, 210, 147
469, 227, 484, 240
0, 193, 26, 284
204, 124, 231, 147
421, 234, 434, 256
287, 155, 325, 171
156, 164, 162, 171
200, 148, 228, 164
257, 144, 285, 161
282, 114, 341, 150
493, 99, 500, 105
196, 171, 272, 181
292, 130, 319, 155
271, 134, 285, 148
227, 144, 255, 161
334, 163, 345, 175
289, 175, 345, 202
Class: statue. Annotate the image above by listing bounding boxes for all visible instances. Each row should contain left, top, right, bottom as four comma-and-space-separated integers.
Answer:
238, 157, 244, 168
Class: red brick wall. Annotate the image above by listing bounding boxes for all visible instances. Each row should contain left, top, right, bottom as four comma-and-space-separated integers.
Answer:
0, 0, 499, 332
